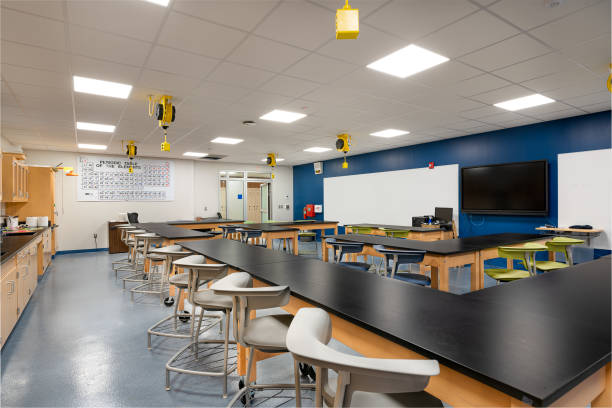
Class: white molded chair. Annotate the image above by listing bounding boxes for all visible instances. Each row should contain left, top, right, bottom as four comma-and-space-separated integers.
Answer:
287, 308, 443, 407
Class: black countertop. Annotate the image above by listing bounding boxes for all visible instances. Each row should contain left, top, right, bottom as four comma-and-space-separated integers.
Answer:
1, 227, 51, 264
323, 233, 549, 255
347, 223, 441, 232
227, 223, 299, 232
179, 239, 610, 406
167, 219, 243, 225
136, 223, 215, 239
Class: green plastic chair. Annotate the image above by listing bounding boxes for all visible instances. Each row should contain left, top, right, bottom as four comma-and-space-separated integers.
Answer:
243, 220, 256, 224
535, 237, 585, 272
346, 225, 372, 235
298, 231, 317, 255
485, 243, 548, 284
381, 228, 411, 238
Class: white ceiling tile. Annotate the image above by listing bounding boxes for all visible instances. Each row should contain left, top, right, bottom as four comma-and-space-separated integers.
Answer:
71, 56, 142, 85
521, 67, 599, 93
564, 91, 611, 108
479, 111, 528, 124
493, 52, 583, 83
172, 0, 278, 31
236, 91, 292, 111
405, 91, 484, 112
471, 84, 533, 105
489, 0, 600, 30
544, 79, 605, 100
1, 40, 68, 73
518, 101, 574, 116
67, 0, 166, 42
459, 34, 551, 71
1, 0, 64, 20
193, 81, 252, 103
446, 119, 486, 130
1, 63, 69, 89
447, 73, 511, 97
471, 0, 498, 5
1, 8, 66, 50
284, 53, 356, 84
527, 107, 585, 121
8, 82, 71, 101
227, 36, 308, 72
408, 61, 482, 88
529, 1, 611, 49
254, 1, 333, 50
207, 62, 275, 89
418, 10, 519, 58
561, 35, 611, 76
69, 25, 152, 66
316, 24, 406, 66
259, 75, 320, 97
582, 101, 612, 113
158, 12, 246, 59
364, 0, 478, 41
460, 105, 504, 119
137, 69, 201, 98
74, 93, 125, 124
310, 0, 388, 17
147, 46, 219, 78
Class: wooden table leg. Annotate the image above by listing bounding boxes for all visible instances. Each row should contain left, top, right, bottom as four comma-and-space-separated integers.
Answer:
266, 234, 273, 250
438, 261, 450, 292
322, 239, 329, 262
593, 362, 611, 407
293, 232, 299, 255
473, 253, 484, 291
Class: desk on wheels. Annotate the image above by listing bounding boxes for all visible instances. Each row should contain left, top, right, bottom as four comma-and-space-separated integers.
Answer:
346, 223, 453, 241
322, 233, 551, 291
180, 239, 611, 407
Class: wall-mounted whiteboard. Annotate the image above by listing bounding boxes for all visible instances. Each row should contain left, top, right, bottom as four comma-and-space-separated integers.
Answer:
558, 149, 611, 249
77, 155, 174, 201
324, 164, 459, 227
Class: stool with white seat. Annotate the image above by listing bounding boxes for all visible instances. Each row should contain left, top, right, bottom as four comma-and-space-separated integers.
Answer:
211, 272, 314, 407
112, 224, 136, 272
287, 308, 443, 407
373, 245, 430, 286
165, 256, 235, 398
326, 238, 371, 272
115, 229, 147, 279
123, 233, 162, 289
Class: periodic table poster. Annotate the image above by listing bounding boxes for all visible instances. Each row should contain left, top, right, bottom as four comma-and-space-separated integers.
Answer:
77, 155, 175, 201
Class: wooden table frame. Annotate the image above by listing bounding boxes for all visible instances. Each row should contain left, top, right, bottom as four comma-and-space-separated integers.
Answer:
322, 237, 550, 292
174, 222, 237, 230
247, 276, 611, 407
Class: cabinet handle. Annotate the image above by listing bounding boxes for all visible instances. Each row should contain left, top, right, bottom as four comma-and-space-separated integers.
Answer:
8, 281, 15, 294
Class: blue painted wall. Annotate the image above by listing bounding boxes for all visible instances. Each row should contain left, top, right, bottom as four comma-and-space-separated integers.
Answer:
293, 111, 611, 238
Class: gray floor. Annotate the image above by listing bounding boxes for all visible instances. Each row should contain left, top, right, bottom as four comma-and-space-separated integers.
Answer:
1, 241, 526, 407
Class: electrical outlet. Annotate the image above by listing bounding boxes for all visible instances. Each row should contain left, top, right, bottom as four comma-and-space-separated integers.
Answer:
93, 233, 98, 239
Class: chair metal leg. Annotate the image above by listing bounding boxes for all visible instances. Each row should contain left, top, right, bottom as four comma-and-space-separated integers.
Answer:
294, 360, 302, 408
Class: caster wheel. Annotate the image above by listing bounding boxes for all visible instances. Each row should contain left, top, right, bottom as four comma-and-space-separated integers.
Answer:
307, 365, 316, 382
238, 379, 255, 405
143, 274, 148, 280
299, 363, 316, 381
163, 297, 174, 307
178, 311, 190, 322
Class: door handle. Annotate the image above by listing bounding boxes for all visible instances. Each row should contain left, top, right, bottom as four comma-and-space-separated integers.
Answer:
8, 281, 15, 294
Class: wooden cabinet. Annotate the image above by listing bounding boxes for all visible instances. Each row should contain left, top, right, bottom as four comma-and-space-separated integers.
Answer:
108, 221, 129, 254
1, 153, 29, 203
42, 229, 52, 269
1, 259, 19, 348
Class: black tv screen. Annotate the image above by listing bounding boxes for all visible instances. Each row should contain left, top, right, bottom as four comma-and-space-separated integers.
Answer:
461, 160, 548, 216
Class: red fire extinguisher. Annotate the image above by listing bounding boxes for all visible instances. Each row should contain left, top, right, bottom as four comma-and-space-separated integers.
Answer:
303, 204, 315, 219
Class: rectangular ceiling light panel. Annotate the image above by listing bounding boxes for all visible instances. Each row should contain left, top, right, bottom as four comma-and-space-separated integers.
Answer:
211, 137, 243, 144
76, 121, 116, 133
78, 143, 107, 150
367, 44, 449, 78
304, 147, 331, 153
260, 109, 307, 123
370, 129, 409, 138
494, 94, 555, 111
73, 76, 133, 99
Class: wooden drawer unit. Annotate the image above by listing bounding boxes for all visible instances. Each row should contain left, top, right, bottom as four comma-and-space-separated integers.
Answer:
1, 259, 19, 348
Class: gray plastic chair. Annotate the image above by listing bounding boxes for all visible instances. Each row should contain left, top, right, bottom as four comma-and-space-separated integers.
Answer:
287, 308, 443, 407
373, 245, 430, 286
326, 238, 371, 272
165, 255, 235, 398
211, 272, 314, 407
237, 228, 267, 248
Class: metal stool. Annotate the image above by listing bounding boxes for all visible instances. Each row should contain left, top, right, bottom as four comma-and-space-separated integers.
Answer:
165, 256, 236, 398
116, 229, 147, 279
112, 224, 136, 272
122, 233, 162, 289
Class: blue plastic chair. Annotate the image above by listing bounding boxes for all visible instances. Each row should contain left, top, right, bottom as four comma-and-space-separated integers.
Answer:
237, 228, 267, 248
373, 245, 430, 286
219, 225, 239, 239
326, 238, 371, 272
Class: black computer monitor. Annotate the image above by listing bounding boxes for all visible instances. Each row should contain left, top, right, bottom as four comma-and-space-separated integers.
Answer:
434, 207, 453, 223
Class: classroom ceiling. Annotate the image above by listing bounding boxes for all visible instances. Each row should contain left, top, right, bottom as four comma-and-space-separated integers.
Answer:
1, 0, 610, 166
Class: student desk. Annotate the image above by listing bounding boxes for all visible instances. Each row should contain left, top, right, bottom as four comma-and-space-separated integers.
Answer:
180, 239, 611, 407
227, 223, 300, 255
136, 222, 219, 245
167, 218, 243, 231
322, 233, 551, 291
346, 223, 453, 241
535, 226, 603, 246
265, 219, 339, 235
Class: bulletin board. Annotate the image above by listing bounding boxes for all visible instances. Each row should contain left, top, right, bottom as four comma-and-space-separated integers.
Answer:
77, 155, 174, 201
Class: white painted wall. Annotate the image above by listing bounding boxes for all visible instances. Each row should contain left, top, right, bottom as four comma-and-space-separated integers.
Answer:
558, 148, 611, 249
22, 149, 293, 251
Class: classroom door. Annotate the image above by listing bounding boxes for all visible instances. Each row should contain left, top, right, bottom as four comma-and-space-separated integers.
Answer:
247, 182, 261, 223
226, 180, 245, 220
261, 183, 270, 222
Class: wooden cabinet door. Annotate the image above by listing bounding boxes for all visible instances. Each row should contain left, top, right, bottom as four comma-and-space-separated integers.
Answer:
17, 250, 30, 312
28, 245, 38, 296
1, 261, 19, 348
12, 159, 18, 201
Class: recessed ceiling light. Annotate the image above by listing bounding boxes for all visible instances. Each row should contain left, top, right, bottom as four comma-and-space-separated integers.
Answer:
494, 94, 555, 111
260, 109, 307, 123
211, 137, 243, 145
76, 121, 115, 133
370, 129, 410, 138
183, 152, 208, 157
73, 76, 132, 99
304, 147, 331, 153
78, 143, 107, 150
261, 158, 285, 162
144, 0, 170, 6
367, 44, 449, 79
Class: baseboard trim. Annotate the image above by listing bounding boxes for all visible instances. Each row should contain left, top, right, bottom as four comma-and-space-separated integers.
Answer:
55, 248, 109, 255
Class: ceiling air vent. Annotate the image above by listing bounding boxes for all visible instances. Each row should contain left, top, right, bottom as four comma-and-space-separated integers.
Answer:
199, 154, 227, 160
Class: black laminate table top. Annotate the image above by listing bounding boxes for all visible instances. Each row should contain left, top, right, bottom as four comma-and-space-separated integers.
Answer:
347, 223, 442, 232
1, 227, 51, 264
323, 233, 550, 255
227, 223, 299, 232
167, 219, 243, 225
179, 238, 610, 406
136, 223, 215, 239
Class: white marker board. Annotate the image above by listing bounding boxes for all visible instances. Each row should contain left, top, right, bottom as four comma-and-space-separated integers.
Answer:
77, 155, 174, 201
323, 164, 459, 227
558, 149, 611, 249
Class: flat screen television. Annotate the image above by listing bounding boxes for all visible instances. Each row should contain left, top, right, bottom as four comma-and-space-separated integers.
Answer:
461, 160, 548, 216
